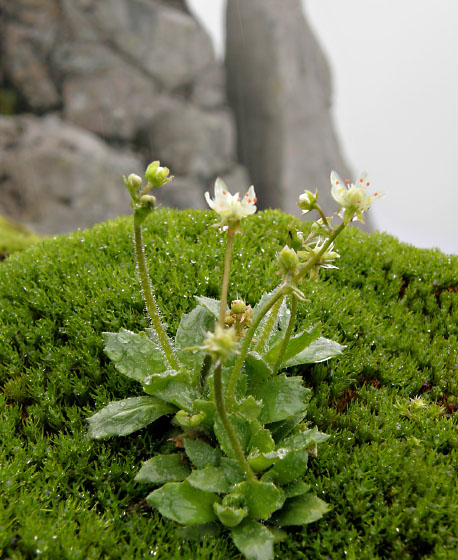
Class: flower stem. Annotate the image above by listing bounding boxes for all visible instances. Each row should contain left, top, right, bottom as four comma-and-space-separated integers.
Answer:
133, 217, 180, 371
271, 294, 298, 374
293, 222, 346, 284
219, 226, 236, 328
255, 296, 284, 354
226, 284, 291, 409
213, 362, 256, 481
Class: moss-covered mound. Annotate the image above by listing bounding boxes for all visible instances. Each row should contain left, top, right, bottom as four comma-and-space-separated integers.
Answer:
0, 215, 43, 259
1, 209, 457, 559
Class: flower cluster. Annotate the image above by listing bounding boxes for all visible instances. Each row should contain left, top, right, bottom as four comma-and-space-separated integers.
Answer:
205, 178, 257, 228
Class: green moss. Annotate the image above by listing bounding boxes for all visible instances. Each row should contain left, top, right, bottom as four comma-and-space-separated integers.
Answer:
1, 208, 457, 558
0, 215, 44, 258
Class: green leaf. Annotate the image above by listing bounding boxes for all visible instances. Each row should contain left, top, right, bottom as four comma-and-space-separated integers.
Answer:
271, 494, 331, 526
231, 520, 275, 560
280, 426, 331, 450
262, 448, 309, 485
214, 502, 248, 527
245, 352, 272, 388
175, 305, 215, 376
253, 292, 290, 348
269, 412, 307, 444
142, 369, 198, 411
187, 465, 230, 494
192, 399, 216, 425
194, 295, 220, 319
135, 453, 190, 484
263, 324, 321, 366
247, 450, 278, 473
87, 396, 175, 439
283, 480, 311, 499
252, 375, 310, 424
146, 481, 220, 525
103, 329, 167, 381
248, 420, 275, 453
183, 438, 221, 469
214, 413, 251, 459
236, 396, 263, 421
229, 480, 284, 520
219, 457, 245, 486
282, 337, 345, 367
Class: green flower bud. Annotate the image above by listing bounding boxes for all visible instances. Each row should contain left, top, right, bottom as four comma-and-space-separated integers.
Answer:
203, 325, 237, 362
145, 161, 172, 188
278, 245, 299, 275
297, 189, 318, 214
128, 173, 142, 189
139, 194, 156, 208
230, 299, 246, 315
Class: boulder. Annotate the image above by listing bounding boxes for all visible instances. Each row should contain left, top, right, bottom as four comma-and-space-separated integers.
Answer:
0, 115, 141, 234
226, 0, 361, 222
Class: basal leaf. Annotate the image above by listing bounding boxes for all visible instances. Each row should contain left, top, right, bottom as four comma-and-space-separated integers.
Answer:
229, 480, 285, 520
175, 305, 215, 378
245, 352, 272, 388
192, 399, 216, 425
248, 420, 275, 453
146, 481, 220, 525
283, 480, 311, 499
214, 413, 251, 459
262, 448, 309, 485
103, 329, 167, 381
263, 324, 321, 366
143, 369, 198, 412
87, 396, 175, 439
269, 412, 307, 444
231, 520, 275, 560
183, 438, 221, 469
135, 453, 190, 484
194, 295, 220, 319
187, 465, 230, 494
219, 457, 245, 486
280, 426, 331, 450
252, 375, 310, 424
282, 337, 345, 367
270, 493, 331, 526
236, 396, 263, 421
253, 292, 290, 348
214, 502, 248, 527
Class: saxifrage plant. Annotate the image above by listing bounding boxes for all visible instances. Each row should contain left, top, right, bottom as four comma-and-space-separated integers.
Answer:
87, 162, 382, 559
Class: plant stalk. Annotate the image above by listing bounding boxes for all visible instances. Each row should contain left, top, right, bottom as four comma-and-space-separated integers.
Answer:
272, 294, 298, 374
133, 218, 180, 370
219, 226, 236, 328
226, 284, 290, 409
255, 296, 284, 354
213, 362, 256, 481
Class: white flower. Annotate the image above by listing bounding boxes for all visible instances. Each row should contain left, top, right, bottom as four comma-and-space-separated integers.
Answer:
330, 171, 383, 223
205, 178, 257, 227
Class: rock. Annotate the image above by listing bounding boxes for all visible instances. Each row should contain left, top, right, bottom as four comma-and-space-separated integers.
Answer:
225, 0, 361, 223
144, 101, 236, 180
0, 115, 142, 234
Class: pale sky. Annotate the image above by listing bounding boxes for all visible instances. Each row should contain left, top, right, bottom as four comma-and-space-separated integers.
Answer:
187, 0, 458, 255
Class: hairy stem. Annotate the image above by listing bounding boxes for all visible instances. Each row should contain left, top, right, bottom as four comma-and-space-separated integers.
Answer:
134, 218, 180, 371
213, 362, 255, 481
255, 296, 284, 354
219, 226, 236, 328
272, 294, 298, 374
226, 284, 291, 409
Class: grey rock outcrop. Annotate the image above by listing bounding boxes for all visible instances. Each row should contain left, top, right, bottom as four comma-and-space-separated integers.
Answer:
0, 0, 248, 233
0, 114, 140, 234
226, 0, 359, 222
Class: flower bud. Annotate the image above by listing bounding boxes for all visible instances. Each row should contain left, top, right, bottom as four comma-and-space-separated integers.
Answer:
203, 325, 237, 362
145, 161, 172, 188
297, 190, 318, 214
278, 245, 299, 275
139, 194, 156, 208
128, 173, 142, 189
230, 299, 246, 315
